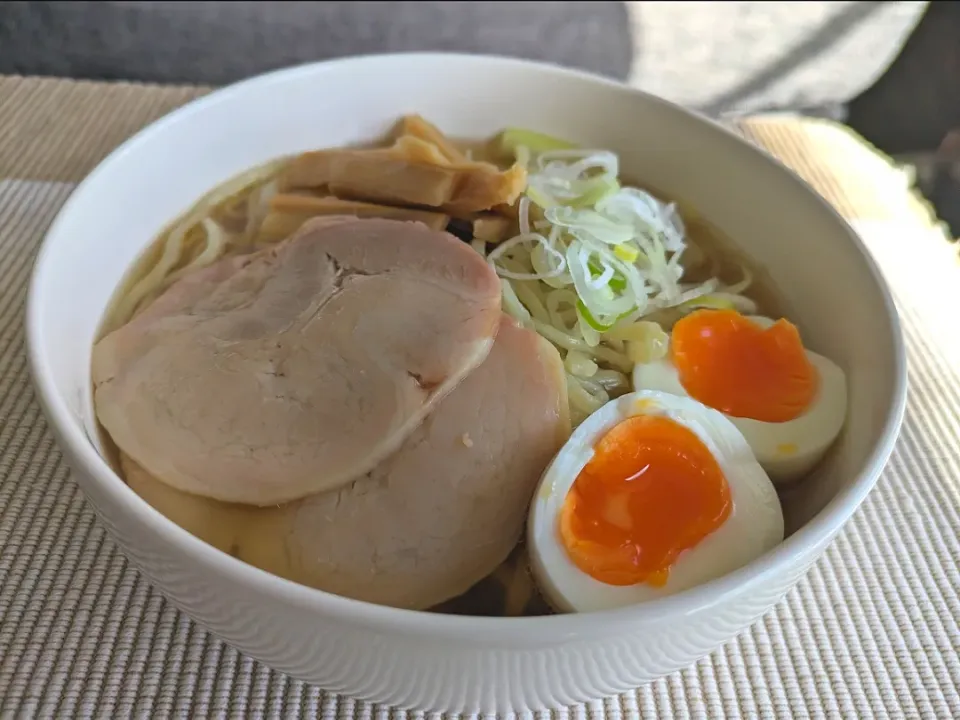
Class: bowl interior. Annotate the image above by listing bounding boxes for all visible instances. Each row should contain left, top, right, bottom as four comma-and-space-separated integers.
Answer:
28, 54, 903, 608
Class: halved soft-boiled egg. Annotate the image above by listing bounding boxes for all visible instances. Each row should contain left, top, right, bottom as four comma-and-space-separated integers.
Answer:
528, 390, 783, 613
632, 309, 847, 485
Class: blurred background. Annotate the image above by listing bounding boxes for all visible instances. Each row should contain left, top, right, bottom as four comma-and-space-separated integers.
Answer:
1, 1, 956, 231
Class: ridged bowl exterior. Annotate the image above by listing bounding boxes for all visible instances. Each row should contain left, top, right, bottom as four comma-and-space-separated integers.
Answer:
62, 454, 831, 712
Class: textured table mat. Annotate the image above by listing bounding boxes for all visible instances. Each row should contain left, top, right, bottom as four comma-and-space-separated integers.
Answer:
1, 76, 959, 719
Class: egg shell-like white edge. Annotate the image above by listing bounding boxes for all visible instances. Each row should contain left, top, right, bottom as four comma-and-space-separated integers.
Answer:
632, 316, 848, 485
527, 389, 785, 614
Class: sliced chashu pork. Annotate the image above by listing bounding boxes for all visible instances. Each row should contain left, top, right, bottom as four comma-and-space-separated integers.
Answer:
123, 317, 570, 610
94, 216, 501, 506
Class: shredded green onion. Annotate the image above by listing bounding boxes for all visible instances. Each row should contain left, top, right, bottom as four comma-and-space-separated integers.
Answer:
479, 128, 758, 425
576, 300, 615, 332
495, 128, 578, 159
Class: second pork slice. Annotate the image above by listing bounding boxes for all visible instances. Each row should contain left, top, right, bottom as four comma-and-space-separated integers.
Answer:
123, 317, 571, 610
93, 216, 502, 505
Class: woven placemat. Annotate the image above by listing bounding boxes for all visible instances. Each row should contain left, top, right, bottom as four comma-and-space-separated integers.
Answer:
1, 76, 959, 720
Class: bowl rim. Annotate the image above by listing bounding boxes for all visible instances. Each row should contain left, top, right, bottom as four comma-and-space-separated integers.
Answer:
25, 52, 908, 644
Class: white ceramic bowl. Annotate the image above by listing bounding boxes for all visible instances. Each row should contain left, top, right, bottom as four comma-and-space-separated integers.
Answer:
25, 54, 906, 714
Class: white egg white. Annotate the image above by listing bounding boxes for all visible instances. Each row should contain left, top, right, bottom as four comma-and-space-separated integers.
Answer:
527, 390, 784, 614
632, 315, 847, 485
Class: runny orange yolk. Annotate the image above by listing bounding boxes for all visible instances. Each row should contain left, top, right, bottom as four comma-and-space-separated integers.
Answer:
560, 415, 731, 587
671, 309, 818, 424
